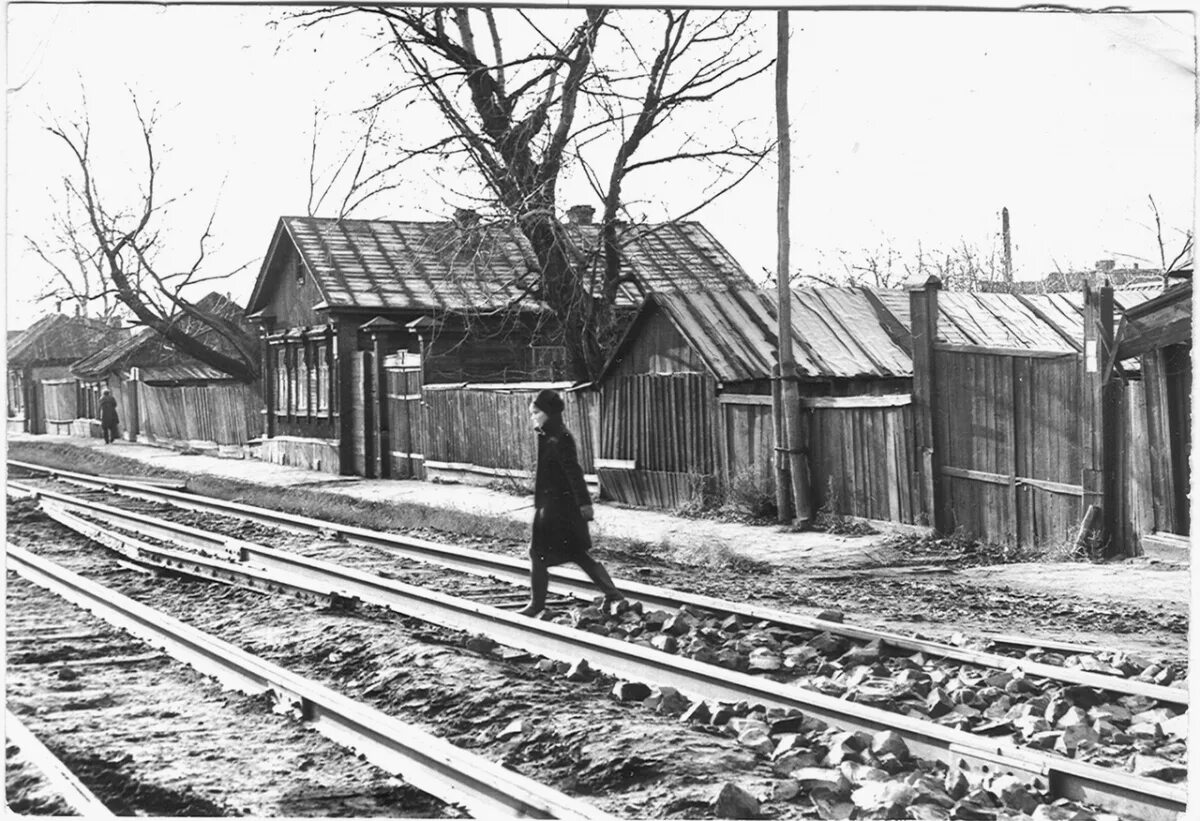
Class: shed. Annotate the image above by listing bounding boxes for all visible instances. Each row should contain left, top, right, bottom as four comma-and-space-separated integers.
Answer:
7, 314, 127, 435
595, 287, 914, 515
245, 213, 753, 477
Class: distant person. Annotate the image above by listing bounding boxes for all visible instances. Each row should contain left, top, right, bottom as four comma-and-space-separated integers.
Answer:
519, 389, 624, 616
98, 389, 119, 444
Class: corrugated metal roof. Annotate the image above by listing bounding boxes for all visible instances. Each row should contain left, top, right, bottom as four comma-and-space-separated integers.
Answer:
643, 287, 912, 382
8, 314, 128, 367
248, 217, 751, 314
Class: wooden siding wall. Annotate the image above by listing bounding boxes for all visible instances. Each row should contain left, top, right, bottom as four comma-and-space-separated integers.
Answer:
933, 349, 1084, 547
422, 384, 597, 485
264, 244, 325, 328
599, 372, 717, 508
138, 382, 264, 447
804, 404, 918, 523
1118, 380, 1155, 551
1136, 345, 1191, 537
608, 312, 707, 380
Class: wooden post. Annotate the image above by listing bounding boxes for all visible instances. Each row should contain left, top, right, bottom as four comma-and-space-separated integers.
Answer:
1081, 283, 1120, 556
261, 328, 275, 440
363, 317, 403, 480
127, 370, 140, 442
909, 276, 942, 529
335, 320, 357, 476
775, 10, 813, 526
771, 362, 792, 521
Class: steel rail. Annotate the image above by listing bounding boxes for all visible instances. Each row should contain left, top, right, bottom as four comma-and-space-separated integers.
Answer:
10, 471, 1186, 709
5, 709, 116, 818
33, 499, 1186, 821
4, 543, 611, 821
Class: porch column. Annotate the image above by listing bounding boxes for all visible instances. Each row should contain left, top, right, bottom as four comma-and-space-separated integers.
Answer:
335, 320, 357, 475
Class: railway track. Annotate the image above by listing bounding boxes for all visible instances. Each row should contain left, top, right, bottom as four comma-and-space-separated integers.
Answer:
10, 477, 1187, 821
5, 710, 115, 817
5, 541, 610, 820
8, 461, 1186, 705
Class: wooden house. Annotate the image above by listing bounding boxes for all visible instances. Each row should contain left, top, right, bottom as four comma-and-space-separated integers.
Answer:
244, 212, 752, 477
70, 293, 262, 452
7, 314, 128, 435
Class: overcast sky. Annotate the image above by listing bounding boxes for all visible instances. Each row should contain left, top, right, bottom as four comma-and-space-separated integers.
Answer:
5, 5, 1196, 329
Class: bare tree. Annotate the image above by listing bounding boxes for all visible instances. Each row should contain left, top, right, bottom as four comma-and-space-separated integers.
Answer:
31, 95, 260, 381
296, 7, 773, 379
799, 238, 1004, 292
1148, 194, 1194, 285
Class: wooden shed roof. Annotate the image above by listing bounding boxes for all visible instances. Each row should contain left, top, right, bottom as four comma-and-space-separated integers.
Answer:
8, 314, 128, 368
246, 216, 751, 316
1116, 282, 1191, 359
603, 285, 1166, 384
603, 287, 913, 383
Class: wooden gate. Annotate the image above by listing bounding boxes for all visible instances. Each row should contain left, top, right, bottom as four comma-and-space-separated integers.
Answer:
384, 357, 424, 479
931, 348, 1085, 547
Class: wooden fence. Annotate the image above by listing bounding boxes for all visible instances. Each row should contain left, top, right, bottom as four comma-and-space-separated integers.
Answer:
598, 373, 717, 508
421, 382, 598, 489
138, 382, 264, 448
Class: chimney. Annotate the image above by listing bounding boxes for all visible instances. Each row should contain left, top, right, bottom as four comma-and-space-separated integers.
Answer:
453, 208, 481, 230
566, 204, 595, 225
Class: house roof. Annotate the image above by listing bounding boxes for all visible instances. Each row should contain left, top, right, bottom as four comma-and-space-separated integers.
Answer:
601, 284, 1164, 384
8, 314, 128, 368
246, 216, 752, 316
70, 293, 256, 380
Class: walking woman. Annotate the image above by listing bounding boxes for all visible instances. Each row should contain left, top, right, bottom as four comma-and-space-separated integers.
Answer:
519, 389, 623, 616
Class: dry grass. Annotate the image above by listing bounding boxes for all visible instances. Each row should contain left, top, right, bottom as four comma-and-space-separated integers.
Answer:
669, 537, 773, 575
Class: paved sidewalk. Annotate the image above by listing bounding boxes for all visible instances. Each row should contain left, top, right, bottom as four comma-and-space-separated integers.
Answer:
10, 435, 905, 570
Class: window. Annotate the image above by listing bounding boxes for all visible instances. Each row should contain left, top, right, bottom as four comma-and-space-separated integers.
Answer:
295, 345, 308, 415
315, 343, 329, 414
275, 346, 288, 415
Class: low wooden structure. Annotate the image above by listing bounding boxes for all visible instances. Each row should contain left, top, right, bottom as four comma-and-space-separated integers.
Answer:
594, 287, 915, 515
7, 314, 128, 435
245, 213, 752, 476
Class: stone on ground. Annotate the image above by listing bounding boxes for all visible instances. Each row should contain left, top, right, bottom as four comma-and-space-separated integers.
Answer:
712, 782, 761, 819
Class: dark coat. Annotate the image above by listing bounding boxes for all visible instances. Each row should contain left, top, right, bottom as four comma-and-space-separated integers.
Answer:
98, 394, 119, 427
530, 417, 592, 566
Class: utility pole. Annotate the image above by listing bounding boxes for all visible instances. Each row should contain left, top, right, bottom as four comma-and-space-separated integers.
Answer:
1001, 206, 1013, 284
775, 10, 812, 527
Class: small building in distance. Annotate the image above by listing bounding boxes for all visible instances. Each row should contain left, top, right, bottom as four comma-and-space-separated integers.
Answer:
70, 293, 262, 451
7, 313, 128, 435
